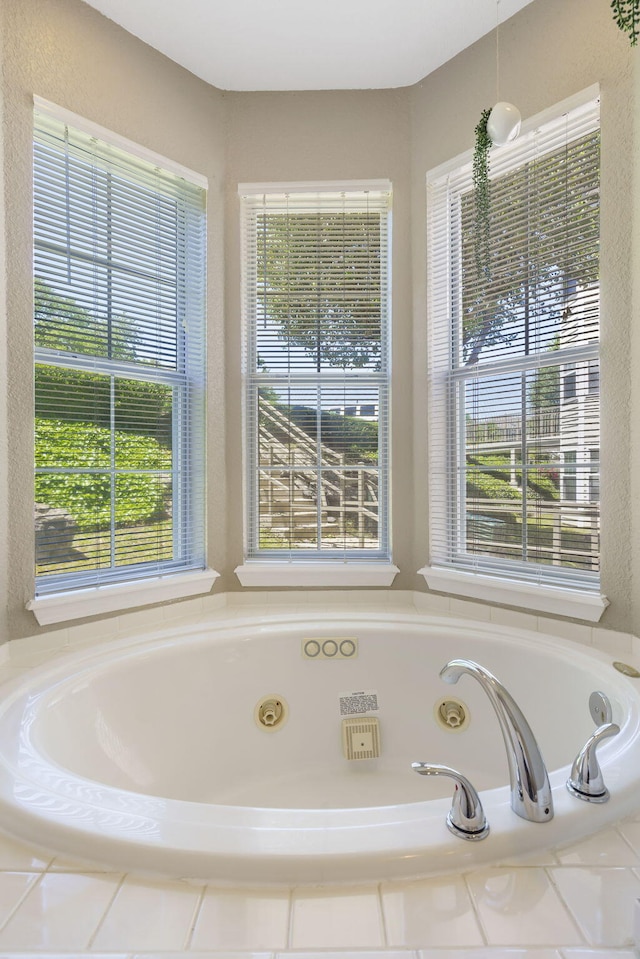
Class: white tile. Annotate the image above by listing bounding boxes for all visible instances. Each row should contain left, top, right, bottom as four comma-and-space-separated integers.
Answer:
0, 873, 40, 927
66, 619, 118, 647
290, 885, 384, 949
190, 886, 290, 951
536, 618, 593, 646
617, 821, 640, 853
116, 605, 166, 633
550, 866, 640, 946
561, 951, 636, 958
91, 874, 201, 951
0, 954, 131, 958
489, 608, 538, 632
0, 871, 122, 950
47, 854, 116, 872
0, 832, 51, 870
135, 953, 273, 959
381, 875, 484, 947
555, 829, 640, 867
281, 953, 412, 959
200, 592, 227, 610
449, 598, 492, 622
591, 628, 634, 655
497, 847, 559, 868
161, 597, 204, 620
414, 592, 451, 615
417, 952, 562, 959
9, 632, 69, 667
466, 867, 583, 946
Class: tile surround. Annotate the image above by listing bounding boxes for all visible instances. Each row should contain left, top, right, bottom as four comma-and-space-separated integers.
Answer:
1, 593, 640, 955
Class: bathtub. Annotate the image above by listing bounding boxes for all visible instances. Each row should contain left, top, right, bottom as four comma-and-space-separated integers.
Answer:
0, 609, 639, 884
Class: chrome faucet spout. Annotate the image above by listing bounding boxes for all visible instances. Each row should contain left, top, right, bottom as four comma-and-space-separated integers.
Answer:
440, 659, 554, 823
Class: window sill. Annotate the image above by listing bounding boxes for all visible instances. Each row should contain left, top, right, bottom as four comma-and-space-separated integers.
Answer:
235, 563, 399, 588
417, 565, 608, 622
27, 569, 220, 625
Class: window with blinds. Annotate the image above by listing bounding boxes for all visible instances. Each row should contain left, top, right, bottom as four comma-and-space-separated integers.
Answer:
33, 108, 207, 596
427, 95, 600, 591
240, 183, 391, 561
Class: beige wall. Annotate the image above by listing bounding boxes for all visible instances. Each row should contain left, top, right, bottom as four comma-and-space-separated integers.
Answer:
0, 0, 227, 638
0, 0, 637, 639
410, 0, 635, 631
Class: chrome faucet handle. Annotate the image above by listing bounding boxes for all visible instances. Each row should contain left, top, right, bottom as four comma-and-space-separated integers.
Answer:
566, 721, 620, 803
412, 762, 490, 841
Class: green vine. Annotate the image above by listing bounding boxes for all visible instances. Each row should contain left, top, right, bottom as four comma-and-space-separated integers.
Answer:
473, 108, 493, 280
611, 0, 640, 45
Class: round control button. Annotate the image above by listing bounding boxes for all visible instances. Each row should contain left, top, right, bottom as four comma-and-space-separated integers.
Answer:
322, 640, 338, 657
340, 639, 356, 657
304, 640, 321, 658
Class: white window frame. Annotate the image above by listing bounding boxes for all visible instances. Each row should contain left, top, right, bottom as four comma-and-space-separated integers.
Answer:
420, 87, 608, 621
28, 100, 217, 624
235, 180, 398, 588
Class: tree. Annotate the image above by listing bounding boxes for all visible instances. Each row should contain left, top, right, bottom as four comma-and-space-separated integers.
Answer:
461, 131, 599, 367
34, 276, 138, 360
256, 212, 383, 370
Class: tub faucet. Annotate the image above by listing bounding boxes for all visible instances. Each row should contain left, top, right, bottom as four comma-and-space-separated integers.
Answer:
440, 659, 554, 823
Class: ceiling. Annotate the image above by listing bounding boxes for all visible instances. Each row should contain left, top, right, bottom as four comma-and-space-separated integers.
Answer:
80, 0, 538, 92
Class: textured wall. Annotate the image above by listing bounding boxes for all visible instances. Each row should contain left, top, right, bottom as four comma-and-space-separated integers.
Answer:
410, 0, 635, 631
0, 0, 227, 639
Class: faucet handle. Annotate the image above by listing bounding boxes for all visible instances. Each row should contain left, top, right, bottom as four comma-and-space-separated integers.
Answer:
412, 762, 490, 840
566, 722, 620, 803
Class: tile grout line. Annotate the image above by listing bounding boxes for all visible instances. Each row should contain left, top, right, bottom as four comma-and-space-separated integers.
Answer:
285, 885, 294, 950
543, 864, 590, 946
615, 821, 640, 857
377, 881, 389, 948
0, 870, 46, 935
183, 881, 208, 951
461, 871, 489, 947
84, 871, 127, 950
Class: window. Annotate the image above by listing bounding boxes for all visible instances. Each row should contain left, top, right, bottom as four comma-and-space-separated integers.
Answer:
238, 182, 392, 575
33, 105, 207, 601
426, 93, 602, 606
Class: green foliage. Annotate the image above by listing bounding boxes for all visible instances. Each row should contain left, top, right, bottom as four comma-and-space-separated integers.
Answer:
34, 277, 138, 360
35, 365, 173, 441
286, 406, 378, 464
35, 419, 171, 531
611, 0, 640, 44
467, 453, 559, 502
473, 109, 493, 281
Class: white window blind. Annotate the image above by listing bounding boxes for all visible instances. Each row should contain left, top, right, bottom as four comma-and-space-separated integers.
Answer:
427, 95, 600, 591
240, 183, 391, 561
33, 108, 207, 595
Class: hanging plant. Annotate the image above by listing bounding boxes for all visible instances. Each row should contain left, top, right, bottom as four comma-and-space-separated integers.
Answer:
473, 108, 493, 280
611, 0, 640, 45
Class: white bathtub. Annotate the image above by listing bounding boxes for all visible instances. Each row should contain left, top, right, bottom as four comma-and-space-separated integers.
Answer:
0, 609, 639, 884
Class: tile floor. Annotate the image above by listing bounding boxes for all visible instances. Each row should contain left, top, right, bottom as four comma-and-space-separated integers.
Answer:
0, 819, 640, 956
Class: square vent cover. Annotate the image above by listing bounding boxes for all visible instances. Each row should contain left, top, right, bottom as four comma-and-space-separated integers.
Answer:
342, 717, 381, 760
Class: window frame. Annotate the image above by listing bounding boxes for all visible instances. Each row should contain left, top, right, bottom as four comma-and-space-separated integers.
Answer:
420, 87, 608, 621
29, 100, 217, 623
235, 180, 398, 587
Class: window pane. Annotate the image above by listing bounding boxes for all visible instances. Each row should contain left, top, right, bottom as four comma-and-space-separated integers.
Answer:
459, 132, 600, 367
255, 212, 383, 374
245, 187, 390, 562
